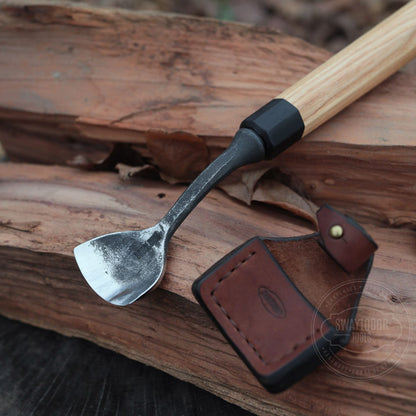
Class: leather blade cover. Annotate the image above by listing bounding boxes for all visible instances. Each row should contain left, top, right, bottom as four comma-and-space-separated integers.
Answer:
192, 205, 376, 392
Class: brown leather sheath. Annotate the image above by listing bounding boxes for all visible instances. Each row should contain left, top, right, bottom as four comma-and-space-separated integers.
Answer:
192, 204, 377, 393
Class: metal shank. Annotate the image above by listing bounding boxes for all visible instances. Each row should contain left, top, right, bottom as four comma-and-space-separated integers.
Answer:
160, 128, 266, 240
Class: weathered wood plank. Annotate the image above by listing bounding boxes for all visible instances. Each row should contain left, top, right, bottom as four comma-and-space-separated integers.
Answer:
1, 162, 415, 415
0, 3, 415, 225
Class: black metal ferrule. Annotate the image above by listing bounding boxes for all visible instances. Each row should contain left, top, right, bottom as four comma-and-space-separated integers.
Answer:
240, 98, 305, 160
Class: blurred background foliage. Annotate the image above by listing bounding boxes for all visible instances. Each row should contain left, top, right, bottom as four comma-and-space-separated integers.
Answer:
73, 0, 411, 53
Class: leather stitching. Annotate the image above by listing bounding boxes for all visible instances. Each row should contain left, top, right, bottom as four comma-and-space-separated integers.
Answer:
210, 251, 268, 364
210, 248, 322, 367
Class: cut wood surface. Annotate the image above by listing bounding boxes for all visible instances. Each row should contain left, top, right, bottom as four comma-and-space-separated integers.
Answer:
1, 162, 416, 416
0, 3, 415, 226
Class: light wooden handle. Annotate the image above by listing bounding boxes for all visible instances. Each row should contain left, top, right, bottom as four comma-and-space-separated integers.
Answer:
278, 0, 416, 137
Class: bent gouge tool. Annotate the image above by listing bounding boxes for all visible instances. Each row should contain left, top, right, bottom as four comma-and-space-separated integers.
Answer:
74, 1, 416, 306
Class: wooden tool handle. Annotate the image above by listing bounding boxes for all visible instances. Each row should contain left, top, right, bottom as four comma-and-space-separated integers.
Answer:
278, 0, 416, 136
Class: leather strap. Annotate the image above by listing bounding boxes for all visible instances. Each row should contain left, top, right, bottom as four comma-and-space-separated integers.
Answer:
317, 204, 378, 273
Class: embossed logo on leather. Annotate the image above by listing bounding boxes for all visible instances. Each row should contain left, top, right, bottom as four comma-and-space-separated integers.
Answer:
258, 286, 286, 318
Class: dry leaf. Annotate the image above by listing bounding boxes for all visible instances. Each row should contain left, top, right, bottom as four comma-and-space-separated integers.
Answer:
146, 130, 210, 182
219, 164, 318, 226
116, 163, 159, 180
218, 167, 271, 205
252, 178, 318, 227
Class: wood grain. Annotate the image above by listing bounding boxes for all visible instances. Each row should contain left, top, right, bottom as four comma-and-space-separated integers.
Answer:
0, 3, 415, 226
279, 0, 416, 135
1, 162, 415, 416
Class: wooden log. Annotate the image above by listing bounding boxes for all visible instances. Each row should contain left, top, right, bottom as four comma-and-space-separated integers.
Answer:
0, 3, 415, 226
1, 162, 415, 416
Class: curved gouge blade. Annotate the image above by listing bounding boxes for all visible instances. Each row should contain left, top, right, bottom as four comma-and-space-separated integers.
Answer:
74, 227, 167, 306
